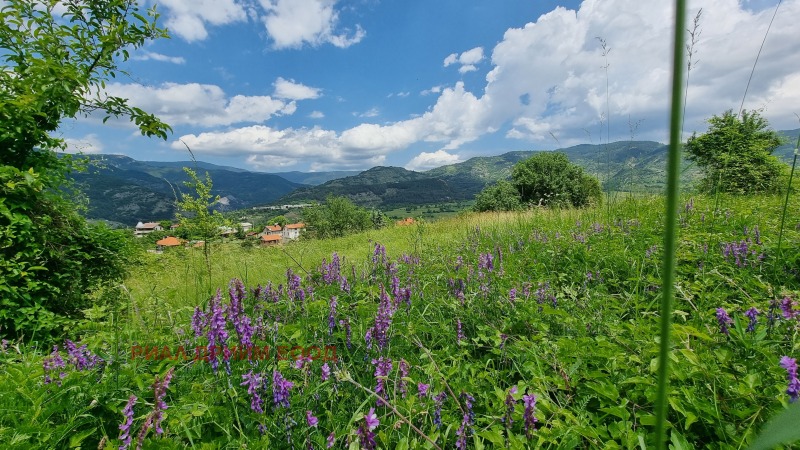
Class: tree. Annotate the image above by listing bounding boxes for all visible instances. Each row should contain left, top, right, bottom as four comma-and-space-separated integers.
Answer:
0, 0, 171, 339
176, 168, 231, 286
271, 215, 288, 227
512, 152, 602, 208
685, 110, 786, 194
303, 196, 372, 239
473, 180, 522, 212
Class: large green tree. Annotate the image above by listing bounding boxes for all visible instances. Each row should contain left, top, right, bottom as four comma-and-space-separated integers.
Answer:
511, 152, 602, 208
473, 180, 522, 212
685, 110, 786, 194
303, 196, 373, 239
0, 0, 171, 338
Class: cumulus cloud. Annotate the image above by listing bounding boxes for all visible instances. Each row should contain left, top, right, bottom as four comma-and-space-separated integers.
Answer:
356, 107, 380, 118
444, 47, 484, 73
260, 0, 365, 49
273, 77, 322, 100
131, 51, 186, 64
103, 82, 296, 127
309, 110, 325, 119
421, 85, 443, 96
405, 150, 462, 171
158, 0, 247, 42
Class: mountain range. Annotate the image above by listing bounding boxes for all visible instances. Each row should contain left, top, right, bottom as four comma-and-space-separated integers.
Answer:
73, 129, 798, 225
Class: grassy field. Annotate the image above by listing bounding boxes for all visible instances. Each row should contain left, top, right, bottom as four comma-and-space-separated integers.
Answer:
1, 193, 799, 449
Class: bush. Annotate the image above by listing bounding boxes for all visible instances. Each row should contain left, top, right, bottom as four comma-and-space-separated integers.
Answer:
473, 180, 522, 212
511, 152, 602, 207
303, 196, 373, 239
685, 109, 787, 194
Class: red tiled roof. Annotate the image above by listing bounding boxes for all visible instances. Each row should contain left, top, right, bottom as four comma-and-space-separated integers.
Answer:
396, 217, 415, 226
261, 234, 282, 242
285, 223, 305, 229
156, 236, 182, 246
265, 225, 282, 232
139, 222, 160, 229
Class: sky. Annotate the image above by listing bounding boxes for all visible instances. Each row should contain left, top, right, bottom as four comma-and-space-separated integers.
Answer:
58, 0, 800, 173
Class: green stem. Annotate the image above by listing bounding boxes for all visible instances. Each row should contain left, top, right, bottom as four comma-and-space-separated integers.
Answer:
654, 1, 686, 448
775, 141, 799, 274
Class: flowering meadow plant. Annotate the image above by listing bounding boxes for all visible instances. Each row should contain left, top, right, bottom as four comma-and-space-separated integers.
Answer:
1, 195, 798, 448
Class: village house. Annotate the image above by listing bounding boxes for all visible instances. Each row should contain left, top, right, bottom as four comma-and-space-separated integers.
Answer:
134, 221, 163, 237
282, 223, 305, 241
396, 217, 415, 226
263, 224, 282, 235
261, 234, 282, 245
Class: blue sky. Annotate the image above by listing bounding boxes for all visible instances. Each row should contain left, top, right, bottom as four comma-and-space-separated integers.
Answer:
60, 0, 799, 172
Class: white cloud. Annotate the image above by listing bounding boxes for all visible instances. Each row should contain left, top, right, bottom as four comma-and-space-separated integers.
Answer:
63, 134, 105, 154
309, 110, 325, 119
444, 46, 484, 73
421, 85, 443, 96
405, 150, 462, 171
273, 77, 322, 100
102, 82, 296, 127
260, 0, 365, 49
131, 51, 186, 64
356, 107, 380, 118
159, 0, 247, 42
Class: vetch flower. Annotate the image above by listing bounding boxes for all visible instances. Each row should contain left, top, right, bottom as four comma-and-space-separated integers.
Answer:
780, 296, 798, 320
118, 395, 137, 450
321, 363, 331, 381
433, 392, 447, 428
339, 318, 352, 349
273, 370, 294, 409
42, 345, 66, 386
745, 307, 759, 333
152, 368, 174, 435
357, 408, 379, 450
522, 393, 538, 438
417, 383, 430, 399
371, 357, 393, 404
326, 432, 335, 448
504, 386, 517, 427
780, 356, 800, 402
398, 359, 409, 398
306, 410, 319, 427
328, 296, 337, 335
716, 308, 733, 335
241, 371, 264, 413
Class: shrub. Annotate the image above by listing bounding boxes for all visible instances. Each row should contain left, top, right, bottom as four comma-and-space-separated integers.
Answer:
511, 152, 602, 207
473, 180, 523, 212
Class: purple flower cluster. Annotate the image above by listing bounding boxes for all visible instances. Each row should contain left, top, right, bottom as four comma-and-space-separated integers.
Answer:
780, 296, 798, 320
43, 345, 67, 385
118, 395, 137, 450
272, 370, 294, 409
365, 285, 395, 351
456, 319, 465, 344
417, 383, 430, 399
721, 239, 763, 267
241, 371, 264, 413
536, 282, 556, 307
371, 357, 393, 404
716, 308, 733, 335
745, 307, 759, 333
64, 339, 102, 371
433, 392, 447, 428
328, 296, 338, 335
779, 356, 799, 402
339, 318, 352, 349
372, 242, 388, 272
320, 253, 342, 285
522, 393, 538, 438
398, 359, 409, 398
152, 368, 175, 435
357, 408, 380, 450
478, 252, 494, 272
227, 279, 254, 348
504, 386, 518, 427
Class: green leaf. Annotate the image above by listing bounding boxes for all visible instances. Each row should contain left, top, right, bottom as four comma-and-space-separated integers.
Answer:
748, 403, 800, 450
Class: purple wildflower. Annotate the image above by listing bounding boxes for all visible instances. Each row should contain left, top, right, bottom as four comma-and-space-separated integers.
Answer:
371, 357, 393, 404
321, 363, 331, 381
780, 296, 798, 320
745, 307, 759, 333
327, 432, 335, 448
118, 395, 137, 450
272, 370, 294, 409
478, 252, 494, 272
716, 308, 733, 335
522, 393, 538, 438
135, 413, 154, 450
328, 296, 337, 335
455, 414, 469, 450
366, 285, 394, 351
43, 345, 66, 386
152, 368, 174, 435
509, 288, 517, 304
461, 392, 475, 425
457, 319, 465, 344
241, 371, 264, 413
306, 410, 319, 427
191, 307, 207, 338
339, 318, 352, 349
398, 359, 410, 398
206, 289, 228, 374
357, 408, 379, 450
780, 356, 800, 402
417, 383, 430, 399
433, 392, 447, 428
504, 386, 517, 427
64, 340, 102, 371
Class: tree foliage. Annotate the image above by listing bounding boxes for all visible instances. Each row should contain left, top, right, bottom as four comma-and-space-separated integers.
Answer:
0, 0, 171, 339
511, 152, 602, 208
303, 196, 374, 239
473, 180, 522, 212
685, 110, 786, 194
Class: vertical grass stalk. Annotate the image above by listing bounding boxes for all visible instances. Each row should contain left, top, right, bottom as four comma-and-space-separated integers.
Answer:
775, 137, 798, 273
654, 1, 686, 448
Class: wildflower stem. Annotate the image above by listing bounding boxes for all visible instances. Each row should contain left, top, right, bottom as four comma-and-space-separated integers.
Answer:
343, 376, 443, 450
654, 1, 686, 448
414, 338, 467, 417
